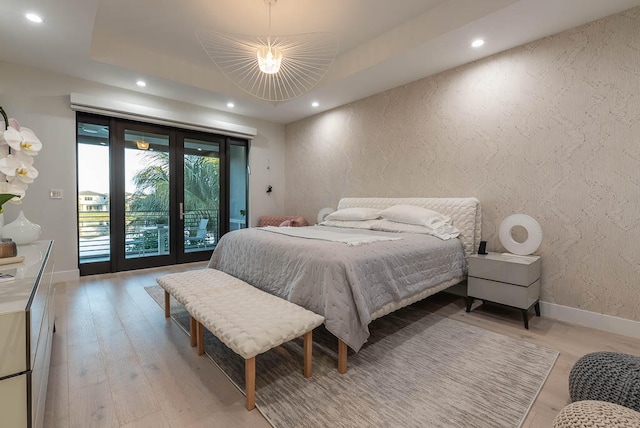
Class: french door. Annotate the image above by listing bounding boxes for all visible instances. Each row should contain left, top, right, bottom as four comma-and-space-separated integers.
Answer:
77, 113, 248, 275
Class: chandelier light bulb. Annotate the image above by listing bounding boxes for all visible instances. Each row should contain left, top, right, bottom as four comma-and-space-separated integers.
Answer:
257, 46, 283, 74
25, 13, 43, 23
136, 141, 150, 150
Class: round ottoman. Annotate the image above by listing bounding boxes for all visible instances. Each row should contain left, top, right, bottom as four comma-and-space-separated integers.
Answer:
569, 352, 640, 412
553, 400, 640, 428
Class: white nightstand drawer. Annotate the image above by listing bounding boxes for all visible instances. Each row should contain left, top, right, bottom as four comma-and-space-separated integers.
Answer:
468, 253, 540, 286
468, 277, 540, 309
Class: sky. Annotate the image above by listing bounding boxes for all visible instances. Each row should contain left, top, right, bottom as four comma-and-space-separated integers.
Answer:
78, 144, 154, 195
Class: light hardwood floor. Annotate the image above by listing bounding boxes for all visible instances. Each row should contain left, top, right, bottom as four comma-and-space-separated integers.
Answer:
44, 263, 640, 427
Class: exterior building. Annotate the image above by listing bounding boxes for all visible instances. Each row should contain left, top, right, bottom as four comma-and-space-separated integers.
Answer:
78, 191, 109, 211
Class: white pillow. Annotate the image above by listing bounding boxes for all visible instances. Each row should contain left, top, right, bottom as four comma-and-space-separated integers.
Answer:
379, 205, 451, 229
325, 207, 380, 221
319, 219, 378, 229
372, 219, 460, 240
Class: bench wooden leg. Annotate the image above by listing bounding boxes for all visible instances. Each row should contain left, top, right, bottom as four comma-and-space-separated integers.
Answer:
303, 331, 313, 378
338, 339, 347, 374
190, 316, 197, 347
245, 357, 256, 410
197, 321, 204, 356
164, 291, 170, 317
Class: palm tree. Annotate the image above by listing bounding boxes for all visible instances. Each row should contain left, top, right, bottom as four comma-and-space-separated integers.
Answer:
128, 152, 170, 214
128, 151, 220, 228
183, 155, 220, 211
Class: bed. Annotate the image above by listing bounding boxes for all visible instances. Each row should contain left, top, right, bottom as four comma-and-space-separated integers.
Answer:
208, 197, 481, 372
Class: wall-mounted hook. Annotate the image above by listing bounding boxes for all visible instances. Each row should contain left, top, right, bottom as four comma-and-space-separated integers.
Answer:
266, 185, 273, 193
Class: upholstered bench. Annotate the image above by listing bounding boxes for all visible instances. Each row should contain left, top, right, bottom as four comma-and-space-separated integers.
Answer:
156, 269, 324, 411
156, 269, 226, 347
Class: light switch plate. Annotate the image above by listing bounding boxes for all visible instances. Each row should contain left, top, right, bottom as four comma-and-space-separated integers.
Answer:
49, 189, 63, 199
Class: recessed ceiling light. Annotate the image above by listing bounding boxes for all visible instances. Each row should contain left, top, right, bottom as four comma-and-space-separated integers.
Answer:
311, 101, 319, 108
25, 13, 43, 23
82, 127, 98, 134
227, 102, 235, 108
471, 39, 485, 48
197, 148, 203, 151
136, 80, 147, 87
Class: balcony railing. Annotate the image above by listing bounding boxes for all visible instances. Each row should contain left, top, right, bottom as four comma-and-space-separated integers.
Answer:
79, 210, 219, 262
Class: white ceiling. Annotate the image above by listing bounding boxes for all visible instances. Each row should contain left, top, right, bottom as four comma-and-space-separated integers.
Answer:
1, 0, 639, 124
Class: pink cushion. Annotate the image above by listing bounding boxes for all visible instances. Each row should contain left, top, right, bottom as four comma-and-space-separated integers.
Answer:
258, 216, 308, 227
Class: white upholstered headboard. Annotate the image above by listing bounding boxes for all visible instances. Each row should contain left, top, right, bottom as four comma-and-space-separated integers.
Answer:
337, 197, 482, 257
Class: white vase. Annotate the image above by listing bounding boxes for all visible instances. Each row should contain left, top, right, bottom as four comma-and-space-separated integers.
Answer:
1, 211, 41, 245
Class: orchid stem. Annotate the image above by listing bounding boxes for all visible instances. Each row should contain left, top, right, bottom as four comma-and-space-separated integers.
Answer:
0, 107, 8, 131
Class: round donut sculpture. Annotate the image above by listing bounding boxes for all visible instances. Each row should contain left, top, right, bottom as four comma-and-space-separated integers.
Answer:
498, 214, 543, 256
316, 207, 335, 225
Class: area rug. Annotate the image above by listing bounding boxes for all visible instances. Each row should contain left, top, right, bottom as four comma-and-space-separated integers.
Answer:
146, 285, 558, 428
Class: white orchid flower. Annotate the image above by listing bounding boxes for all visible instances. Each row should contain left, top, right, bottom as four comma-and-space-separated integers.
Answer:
0, 155, 20, 178
13, 149, 34, 166
2, 126, 42, 155
14, 163, 38, 184
0, 154, 37, 184
1, 127, 23, 151
0, 181, 26, 202
8, 118, 20, 129
0, 109, 41, 206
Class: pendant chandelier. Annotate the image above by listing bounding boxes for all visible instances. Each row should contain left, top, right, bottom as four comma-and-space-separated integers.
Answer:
196, 0, 337, 103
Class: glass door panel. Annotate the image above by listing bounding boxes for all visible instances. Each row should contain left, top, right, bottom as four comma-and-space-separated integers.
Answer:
183, 138, 220, 254
124, 129, 171, 259
77, 122, 111, 266
229, 143, 248, 230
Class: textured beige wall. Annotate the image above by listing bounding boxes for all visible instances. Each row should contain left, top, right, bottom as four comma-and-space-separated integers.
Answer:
284, 8, 640, 321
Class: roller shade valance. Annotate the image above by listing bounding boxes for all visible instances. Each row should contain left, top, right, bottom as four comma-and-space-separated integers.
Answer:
70, 93, 257, 139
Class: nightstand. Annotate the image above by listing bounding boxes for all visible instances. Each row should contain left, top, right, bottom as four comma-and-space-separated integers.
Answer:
466, 252, 541, 329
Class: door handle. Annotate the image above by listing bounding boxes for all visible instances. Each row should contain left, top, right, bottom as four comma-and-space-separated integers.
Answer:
179, 202, 184, 220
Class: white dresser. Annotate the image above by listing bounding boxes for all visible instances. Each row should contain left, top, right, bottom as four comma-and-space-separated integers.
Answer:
0, 241, 54, 428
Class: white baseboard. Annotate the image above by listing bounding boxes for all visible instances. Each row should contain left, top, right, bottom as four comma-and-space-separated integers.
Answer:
540, 301, 640, 340
53, 269, 80, 284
